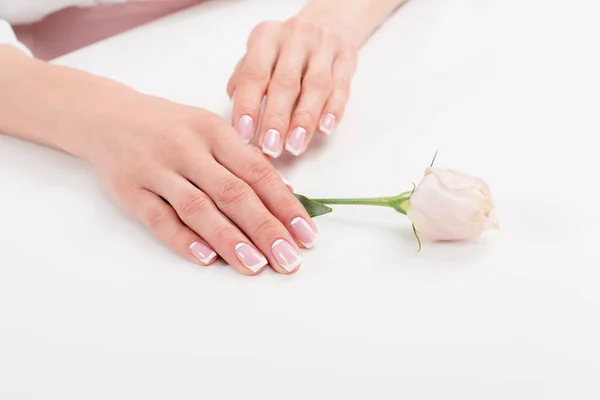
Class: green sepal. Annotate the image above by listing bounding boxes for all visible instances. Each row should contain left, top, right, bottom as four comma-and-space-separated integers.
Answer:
294, 194, 333, 218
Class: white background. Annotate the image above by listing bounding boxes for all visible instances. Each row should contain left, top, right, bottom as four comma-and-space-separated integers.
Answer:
1, 0, 599, 398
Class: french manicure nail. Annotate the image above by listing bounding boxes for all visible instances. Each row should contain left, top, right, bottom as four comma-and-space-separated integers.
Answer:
235, 242, 268, 272
262, 129, 281, 158
271, 239, 303, 272
285, 127, 307, 156
189, 241, 217, 264
237, 115, 254, 143
290, 217, 318, 249
277, 171, 294, 191
319, 113, 336, 136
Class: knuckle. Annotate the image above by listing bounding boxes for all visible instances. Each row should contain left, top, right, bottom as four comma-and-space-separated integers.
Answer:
216, 179, 253, 206
236, 98, 262, 114
252, 218, 283, 240
245, 161, 277, 187
318, 26, 336, 43
303, 73, 331, 92
293, 109, 318, 127
252, 21, 276, 38
239, 66, 270, 83
265, 109, 291, 129
214, 225, 240, 244
334, 74, 353, 94
271, 72, 300, 91
288, 18, 317, 38
342, 41, 359, 55
146, 207, 170, 231
284, 17, 301, 31
278, 194, 302, 212
180, 192, 210, 218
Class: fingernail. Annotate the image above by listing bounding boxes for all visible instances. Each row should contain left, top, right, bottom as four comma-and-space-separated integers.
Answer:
319, 113, 336, 135
189, 241, 217, 265
285, 127, 307, 156
237, 115, 254, 143
277, 171, 294, 191
290, 217, 318, 249
234, 242, 268, 272
271, 239, 303, 272
262, 129, 281, 158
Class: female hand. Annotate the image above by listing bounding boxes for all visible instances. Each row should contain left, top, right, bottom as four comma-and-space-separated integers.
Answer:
0, 46, 317, 276
82, 90, 318, 275
227, 16, 358, 158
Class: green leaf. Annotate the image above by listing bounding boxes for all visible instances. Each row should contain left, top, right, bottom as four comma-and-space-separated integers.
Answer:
294, 194, 333, 218
412, 223, 422, 253
430, 149, 439, 168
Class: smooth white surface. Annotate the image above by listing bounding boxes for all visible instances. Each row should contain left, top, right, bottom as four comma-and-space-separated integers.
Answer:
1, 0, 599, 398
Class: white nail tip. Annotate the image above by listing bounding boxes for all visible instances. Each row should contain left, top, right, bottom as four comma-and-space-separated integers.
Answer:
189, 242, 218, 264
200, 251, 218, 264
282, 256, 303, 272
271, 239, 303, 272
262, 148, 280, 158
235, 243, 268, 272
284, 142, 302, 156
246, 258, 268, 272
319, 113, 336, 135
262, 129, 281, 158
319, 126, 332, 136
290, 218, 316, 249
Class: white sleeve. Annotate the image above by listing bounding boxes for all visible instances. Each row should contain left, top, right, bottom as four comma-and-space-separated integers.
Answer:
0, 19, 32, 57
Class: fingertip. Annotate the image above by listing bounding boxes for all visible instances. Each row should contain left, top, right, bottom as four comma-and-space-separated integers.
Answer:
189, 241, 218, 266
318, 112, 337, 136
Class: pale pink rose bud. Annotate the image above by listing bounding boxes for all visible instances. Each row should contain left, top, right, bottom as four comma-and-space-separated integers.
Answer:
407, 167, 499, 241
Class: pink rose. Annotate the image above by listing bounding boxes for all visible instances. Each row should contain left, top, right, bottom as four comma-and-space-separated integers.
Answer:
407, 167, 499, 241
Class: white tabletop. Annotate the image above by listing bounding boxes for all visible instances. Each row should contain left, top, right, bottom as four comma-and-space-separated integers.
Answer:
1, 0, 599, 398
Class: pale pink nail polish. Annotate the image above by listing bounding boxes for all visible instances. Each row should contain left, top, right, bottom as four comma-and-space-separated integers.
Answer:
235, 242, 268, 272
271, 239, 303, 272
290, 217, 318, 249
277, 171, 294, 191
319, 113, 336, 135
285, 127, 307, 156
189, 241, 217, 264
237, 115, 254, 143
262, 129, 281, 158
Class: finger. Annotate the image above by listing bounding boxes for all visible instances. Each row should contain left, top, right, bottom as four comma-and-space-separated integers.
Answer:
213, 135, 318, 250
318, 48, 358, 136
276, 170, 294, 192
183, 157, 305, 274
232, 25, 280, 144
127, 188, 217, 266
257, 41, 308, 158
148, 172, 269, 276
285, 44, 335, 156
227, 56, 245, 99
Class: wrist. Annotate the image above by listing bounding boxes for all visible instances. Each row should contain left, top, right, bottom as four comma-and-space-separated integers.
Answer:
297, 0, 401, 46
0, 47, 134, 161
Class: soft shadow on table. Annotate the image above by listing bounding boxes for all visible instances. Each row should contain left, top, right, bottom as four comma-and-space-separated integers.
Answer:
323, 215, 493, 271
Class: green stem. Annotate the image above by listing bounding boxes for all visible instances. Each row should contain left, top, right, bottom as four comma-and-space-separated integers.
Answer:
310, 191, 413, 215
310, 197, 395, 208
